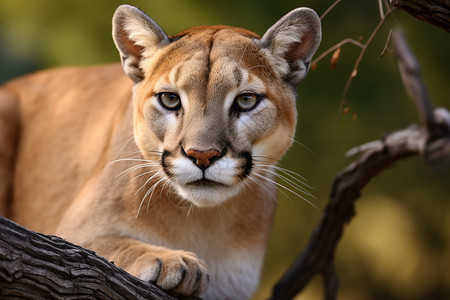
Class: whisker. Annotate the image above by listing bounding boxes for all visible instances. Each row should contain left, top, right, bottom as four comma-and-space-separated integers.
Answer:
145, 177, 166, 214
237, 177, 247, 195
108, 158, 158, 165
242, 179, 253, 193
252, 172, 318, 209
136, 176, 165, 218
252, 156, 278, 164
135, 173, 161, 196
238, 42, 250, 66
114, 163, 159, 179
256, 163, 313, 190
255, 173, 293, 201
160, 178, 172, 198
289, 137, 319, 161
121, 150, 161, 159
246, 65, 266, 72
247, 175, 278, 202
116, 135, 136, 158
262, 168, 315, 198
275, 166, 309, 184
130, 169, 159, 181
187, 203, 195, 217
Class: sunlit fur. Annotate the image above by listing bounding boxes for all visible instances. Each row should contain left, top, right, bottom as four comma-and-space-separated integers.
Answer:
0, 5, 320, 299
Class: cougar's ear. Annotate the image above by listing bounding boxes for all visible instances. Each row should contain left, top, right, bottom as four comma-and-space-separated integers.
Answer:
258, 8, 321, 86
112, 5, 171, 83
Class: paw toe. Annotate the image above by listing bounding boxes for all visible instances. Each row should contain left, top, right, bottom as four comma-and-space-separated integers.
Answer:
137, 257, 162, 283
134, 249, 208, 297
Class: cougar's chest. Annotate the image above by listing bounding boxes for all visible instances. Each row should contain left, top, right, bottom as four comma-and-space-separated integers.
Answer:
143, 218, 265, 299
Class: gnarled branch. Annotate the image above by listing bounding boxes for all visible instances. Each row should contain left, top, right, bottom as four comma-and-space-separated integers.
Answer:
390, 0, 450, 32
270, 29, 450, 300
0, 216, 178, 300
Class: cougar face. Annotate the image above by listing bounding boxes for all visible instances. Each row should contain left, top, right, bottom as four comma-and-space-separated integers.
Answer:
132, 27, 297, 207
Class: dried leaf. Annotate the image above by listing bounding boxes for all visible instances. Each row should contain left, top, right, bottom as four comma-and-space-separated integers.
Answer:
330, 47, 342, 70
343, 105, 357, 120
342, 107, 350, 115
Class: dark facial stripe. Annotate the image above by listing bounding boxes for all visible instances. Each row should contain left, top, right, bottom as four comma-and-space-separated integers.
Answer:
238, 151, 253, 179
161, 150, 172, 177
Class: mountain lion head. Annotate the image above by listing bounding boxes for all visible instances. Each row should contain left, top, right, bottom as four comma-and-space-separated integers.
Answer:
113, 5, 321, 208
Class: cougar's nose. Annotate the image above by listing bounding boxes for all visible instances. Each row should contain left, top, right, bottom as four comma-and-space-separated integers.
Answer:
185, 149, 221, 169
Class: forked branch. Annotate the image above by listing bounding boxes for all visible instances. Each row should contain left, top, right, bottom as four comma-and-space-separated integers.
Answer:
270, 28, 450, 300
311, 0, 396, 123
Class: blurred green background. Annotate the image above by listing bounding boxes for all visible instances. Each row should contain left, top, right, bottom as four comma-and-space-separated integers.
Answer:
1, 0, 449, 299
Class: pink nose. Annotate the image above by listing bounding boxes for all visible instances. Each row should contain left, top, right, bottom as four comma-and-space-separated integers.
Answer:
186, 149, 221, 169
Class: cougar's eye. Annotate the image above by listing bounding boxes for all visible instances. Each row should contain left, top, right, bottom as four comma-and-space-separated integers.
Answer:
157, 92, 181, 110
233, 93, 261, 112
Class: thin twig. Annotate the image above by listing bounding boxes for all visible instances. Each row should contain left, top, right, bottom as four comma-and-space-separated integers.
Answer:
320, 0, 343, 20
336, 7, 396, 124
378, 0, 385, 19
384, 0, 400, 23
380, 29, 393, 58
311, 38, 364, 67
310, 0, 398, 124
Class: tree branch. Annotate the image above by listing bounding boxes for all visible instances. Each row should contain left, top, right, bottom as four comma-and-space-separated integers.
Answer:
393, 30, 436, 136
312, 1, 396, 124
271, 115, 450, 300
390, 0, 450, 32
270, 28, 450, 300
0, 216, 180, 300
336, 7, 395, 123
270, 123, 427, 300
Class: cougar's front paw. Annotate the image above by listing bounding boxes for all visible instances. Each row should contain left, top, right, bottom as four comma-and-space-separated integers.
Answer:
137, 249, 209, 297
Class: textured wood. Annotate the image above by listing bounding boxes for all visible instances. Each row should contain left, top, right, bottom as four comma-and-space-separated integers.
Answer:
390, 0, 450, 32
0, 216, 177, 300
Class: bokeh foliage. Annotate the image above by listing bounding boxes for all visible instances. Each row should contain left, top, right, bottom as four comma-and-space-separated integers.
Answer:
1, 1, 449, 299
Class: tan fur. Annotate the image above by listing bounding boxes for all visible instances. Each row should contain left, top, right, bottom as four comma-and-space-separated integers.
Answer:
0, 5, 320, 299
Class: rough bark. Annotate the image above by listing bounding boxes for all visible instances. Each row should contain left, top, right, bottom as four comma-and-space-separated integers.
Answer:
390, 0, 450, 32
271, 121, 450, 300
0, 216, 178, 300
